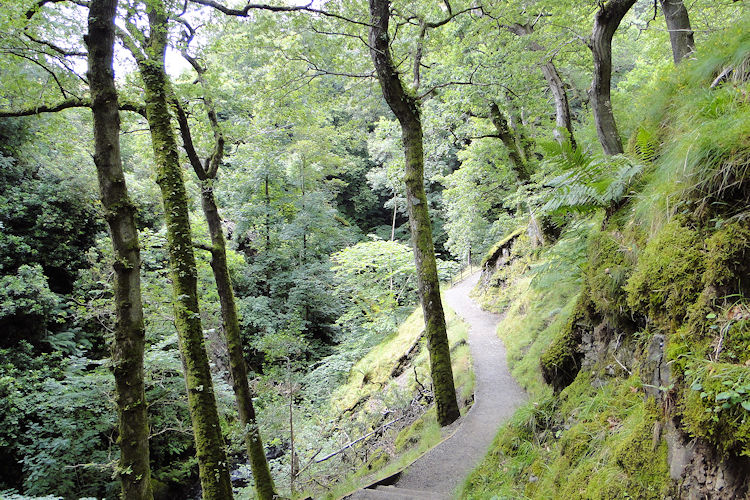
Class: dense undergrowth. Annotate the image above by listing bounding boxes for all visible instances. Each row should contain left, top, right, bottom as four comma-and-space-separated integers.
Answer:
462, 22, 750, 499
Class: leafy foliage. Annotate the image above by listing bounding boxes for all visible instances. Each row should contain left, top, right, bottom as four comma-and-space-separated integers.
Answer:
540, 141, 644, 215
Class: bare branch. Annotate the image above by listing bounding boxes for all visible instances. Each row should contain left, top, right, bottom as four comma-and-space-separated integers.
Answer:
24, 33, 87, 57
189, 0, 374, 28
172, 97, 208, 180
0, 98, 145, 118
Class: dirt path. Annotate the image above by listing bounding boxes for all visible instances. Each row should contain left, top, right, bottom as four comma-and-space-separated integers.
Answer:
390, 272, 527, 498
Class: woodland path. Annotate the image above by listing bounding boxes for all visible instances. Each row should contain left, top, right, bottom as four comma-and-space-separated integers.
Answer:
351, 272, 526, 499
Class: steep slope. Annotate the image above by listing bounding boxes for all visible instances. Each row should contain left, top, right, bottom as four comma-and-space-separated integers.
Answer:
462, 23, 750, 499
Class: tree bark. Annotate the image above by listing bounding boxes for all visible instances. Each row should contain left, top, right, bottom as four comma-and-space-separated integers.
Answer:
173, 49, 278, 500
660, 0, 695, 64
201, 182, 277, 500
368, 0, 460, 427
488, 102, 530, 181
136, 3, 233, 498
539, 62, 576, 149
86, 1, 153, 498
506, 23, 576, 149
589, 0, 636, 156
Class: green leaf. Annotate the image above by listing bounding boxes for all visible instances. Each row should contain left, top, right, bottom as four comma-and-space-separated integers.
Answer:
716, 391, 737, 401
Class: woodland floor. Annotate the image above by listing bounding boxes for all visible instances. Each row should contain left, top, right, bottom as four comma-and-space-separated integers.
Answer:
362, 272, 527, 498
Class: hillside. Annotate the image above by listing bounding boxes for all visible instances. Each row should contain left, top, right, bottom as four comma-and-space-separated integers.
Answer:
462, 24, 750, 499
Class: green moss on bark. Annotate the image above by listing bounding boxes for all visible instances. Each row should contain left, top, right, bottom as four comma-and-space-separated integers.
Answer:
136, 4, 232, 498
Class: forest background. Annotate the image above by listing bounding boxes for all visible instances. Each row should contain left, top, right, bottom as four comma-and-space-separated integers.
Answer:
0, 0, 747, 498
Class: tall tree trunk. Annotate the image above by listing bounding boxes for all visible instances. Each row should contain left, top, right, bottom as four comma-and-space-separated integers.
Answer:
172, 49, 278, 500
201, 183, 277, 500
488, 102, 530, 181
589, 0, 636, 156
506, 22, 577, 149
369, 0, 460, 427
86, 1, 153, 498
660, 0, 695, 64
137, 4, 233, 498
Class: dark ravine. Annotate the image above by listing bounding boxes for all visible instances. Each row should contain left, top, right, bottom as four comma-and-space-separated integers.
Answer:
351, 272, 526, 499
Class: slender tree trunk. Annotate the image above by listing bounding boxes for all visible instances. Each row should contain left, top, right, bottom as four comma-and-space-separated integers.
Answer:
137, 4, 233, 499
86, 1, 153, 498
300, 157, 306, 265
265, 173, 271, 253
488, 102, 530, 181
369, 0, 460, 426
660, 0, 695, 64
589, 0, 636, 156
539, 63, 576, 149
391, 195, 397, 241
201, 183, 276, 500
171, 48, 278, 500
506, 22, 577, 149
288, 358, 296, 498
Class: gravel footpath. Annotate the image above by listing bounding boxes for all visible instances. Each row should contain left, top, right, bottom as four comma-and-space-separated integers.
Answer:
392, 272, 527, 497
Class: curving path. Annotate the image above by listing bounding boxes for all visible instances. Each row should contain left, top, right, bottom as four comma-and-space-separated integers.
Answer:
351, 272, 527, 499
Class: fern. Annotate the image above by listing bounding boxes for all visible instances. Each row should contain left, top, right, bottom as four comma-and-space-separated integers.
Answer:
540, 141, 644, 215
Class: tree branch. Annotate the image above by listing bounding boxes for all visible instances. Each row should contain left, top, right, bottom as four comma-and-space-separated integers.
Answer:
189, 0, 374, 27
0, 98, 145, 118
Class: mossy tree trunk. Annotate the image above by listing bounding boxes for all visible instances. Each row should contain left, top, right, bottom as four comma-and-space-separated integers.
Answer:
86, 1, 153, 498
368, 0, 460, 427
488, 102, 531, 181
589, 0, 636, 156
173, 52, 277, 500
660, 0, 695, 64
201, 184, 276, 500
134, 3, 233, 498
506, 22, 577, 149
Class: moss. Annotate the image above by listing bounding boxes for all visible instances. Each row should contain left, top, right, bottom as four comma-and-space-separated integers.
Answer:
394, 417, 424, 452
151, 478, 170, 500
610, 401, 670, 498
540, 294, 591, 392
480, 227, 526, 268
703, 220, 750, 293
682, 362, 750, 456
558, 422, 596, 464
364, 448, 390, 470
625, 220, 705, 324
719, 320, 750, 364
585, 230, 636, 322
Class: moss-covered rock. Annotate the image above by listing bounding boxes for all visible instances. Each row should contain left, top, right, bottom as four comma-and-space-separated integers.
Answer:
585, 230, 636, 323
703, 220, 750, 294
364, 448, 390, 470
682, 362, 750, 456
480, 227, 526, 269
611, 401, 670, 498
394, 417, 424, 452
625, 220, 705, 324
540, 295, 591, 392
